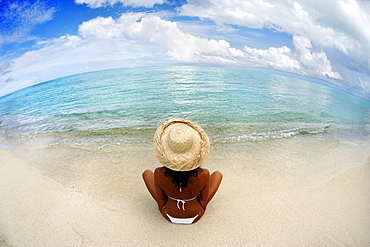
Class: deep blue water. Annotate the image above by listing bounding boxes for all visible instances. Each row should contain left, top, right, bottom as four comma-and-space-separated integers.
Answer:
0, 66, 369, 151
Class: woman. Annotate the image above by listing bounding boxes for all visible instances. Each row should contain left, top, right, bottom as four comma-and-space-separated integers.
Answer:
142, 118, 223, 224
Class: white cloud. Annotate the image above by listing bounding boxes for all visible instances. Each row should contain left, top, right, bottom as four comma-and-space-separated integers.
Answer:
292, 36, 341, 79
77, 12, 340, 80
1, 12, 344, 96
0, 32, 151, 96
79, 16, 127, 39
176, 0, 370, 99
75, 0, 164, 8
179, 0, 370, 70
0, 0, 55, 45
243, 45, 299, 71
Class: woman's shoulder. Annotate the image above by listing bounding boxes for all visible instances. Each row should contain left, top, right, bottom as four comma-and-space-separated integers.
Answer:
155, 166, 166, 172
154, 166, 166, 176
198, 167, 210, 178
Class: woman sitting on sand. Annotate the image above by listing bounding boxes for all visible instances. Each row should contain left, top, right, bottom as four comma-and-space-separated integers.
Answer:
142, 118, 223, 224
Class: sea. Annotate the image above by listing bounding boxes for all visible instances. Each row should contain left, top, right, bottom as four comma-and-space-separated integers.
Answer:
1, 66, 370, 246
0, 66, 369, 153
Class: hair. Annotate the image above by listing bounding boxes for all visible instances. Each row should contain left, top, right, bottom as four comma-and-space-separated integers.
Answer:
163, 167, 200, 188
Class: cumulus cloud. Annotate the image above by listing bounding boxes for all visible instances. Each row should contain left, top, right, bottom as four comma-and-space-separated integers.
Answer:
1, 12, 344, 96
177, 0, 370, 98
243, 46, 298, 71
0, 0, 55, 45
1, 1, 370, 99
77, 13, 243, 63
179, 0, 370, 70
292, 36, 341, 79
0, 32, 151, 96
75, 0, 164, 8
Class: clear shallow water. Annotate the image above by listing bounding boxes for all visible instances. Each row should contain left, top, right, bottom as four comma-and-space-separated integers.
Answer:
1, 67, 369, 247
0, 66, 369, 151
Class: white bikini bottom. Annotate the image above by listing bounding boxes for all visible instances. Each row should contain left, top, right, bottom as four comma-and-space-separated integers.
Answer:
166, 214, 199, 224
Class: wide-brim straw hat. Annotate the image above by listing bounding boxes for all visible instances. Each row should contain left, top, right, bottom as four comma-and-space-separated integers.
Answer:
153, 118, 210, 171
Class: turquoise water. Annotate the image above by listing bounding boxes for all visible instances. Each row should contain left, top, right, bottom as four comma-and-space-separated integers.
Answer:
0, 66, 369, 151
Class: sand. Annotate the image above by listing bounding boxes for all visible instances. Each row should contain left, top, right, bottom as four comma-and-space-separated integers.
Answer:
1, 136, 370, 246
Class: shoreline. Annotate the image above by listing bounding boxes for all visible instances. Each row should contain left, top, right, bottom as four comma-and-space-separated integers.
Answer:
1, 136, 370, 246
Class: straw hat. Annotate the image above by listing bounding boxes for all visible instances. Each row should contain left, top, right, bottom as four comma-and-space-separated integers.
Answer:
153, 118, 210, 171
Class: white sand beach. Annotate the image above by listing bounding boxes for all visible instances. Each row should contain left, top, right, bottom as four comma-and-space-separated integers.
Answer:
1, 135, 370, 246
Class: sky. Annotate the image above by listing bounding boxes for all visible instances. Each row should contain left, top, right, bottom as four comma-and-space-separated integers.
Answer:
1, 0, 370, 101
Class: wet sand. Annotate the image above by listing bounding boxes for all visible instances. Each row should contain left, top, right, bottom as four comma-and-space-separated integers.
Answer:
1, 136, 370, 246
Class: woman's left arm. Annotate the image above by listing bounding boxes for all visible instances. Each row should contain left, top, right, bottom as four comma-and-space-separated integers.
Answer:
154, 168, 168, 209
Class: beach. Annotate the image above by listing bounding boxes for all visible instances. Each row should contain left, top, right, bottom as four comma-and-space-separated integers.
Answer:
1, 66, 370, 246
1, 134, 369, 246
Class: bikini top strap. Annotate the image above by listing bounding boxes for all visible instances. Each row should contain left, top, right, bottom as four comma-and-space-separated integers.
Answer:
167, 195, 197, 210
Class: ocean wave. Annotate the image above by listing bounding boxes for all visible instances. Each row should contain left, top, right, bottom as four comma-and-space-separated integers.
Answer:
1, 66, 369, 151
0, 122, 338, 152
210, 124, 333, 143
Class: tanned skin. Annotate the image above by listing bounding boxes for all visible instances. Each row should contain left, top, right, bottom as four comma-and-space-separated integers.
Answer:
142, 167, 222, 223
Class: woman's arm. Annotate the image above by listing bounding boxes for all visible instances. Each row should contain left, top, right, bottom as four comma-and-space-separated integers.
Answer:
154, 168, 168, 209
199, 169, 223, 210
198, 169, 210, 210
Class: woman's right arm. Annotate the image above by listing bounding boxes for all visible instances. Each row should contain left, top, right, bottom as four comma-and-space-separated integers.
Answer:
198, 168, 210, 209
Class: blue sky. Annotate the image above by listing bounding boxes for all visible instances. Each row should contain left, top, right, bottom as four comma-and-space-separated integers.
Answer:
1, 0, 370, 100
